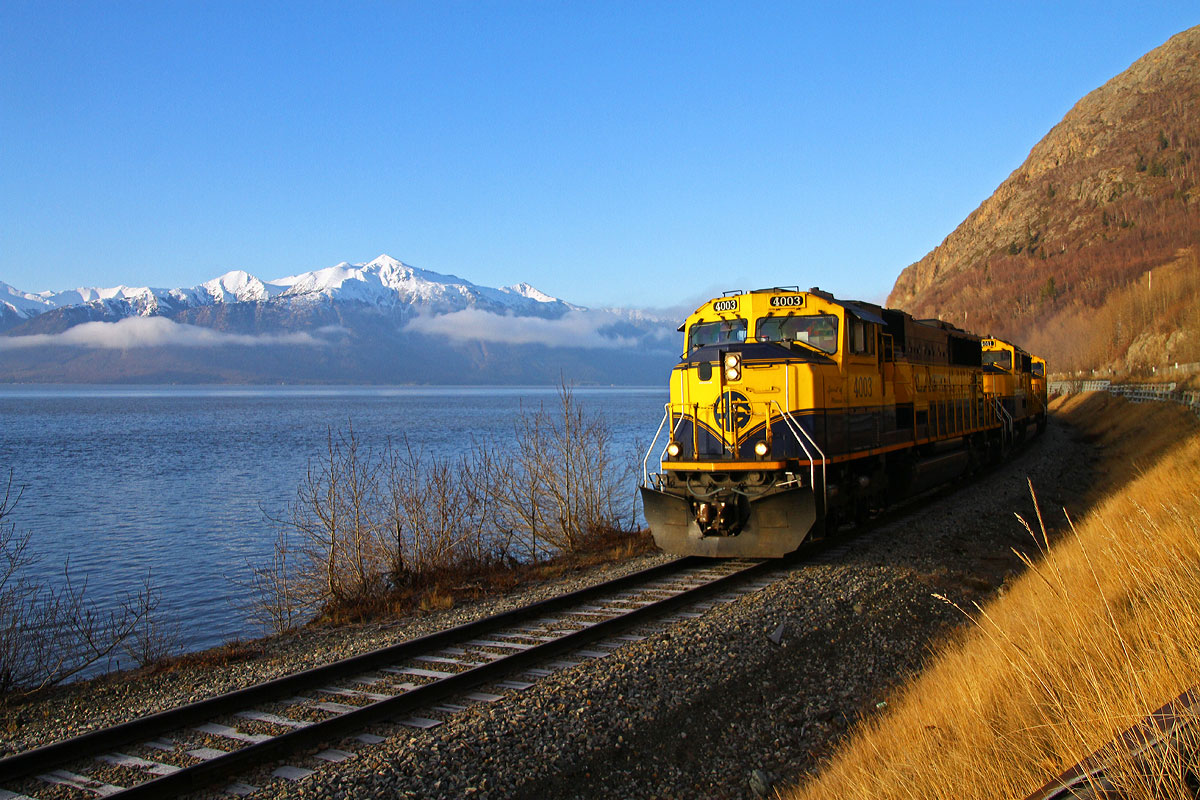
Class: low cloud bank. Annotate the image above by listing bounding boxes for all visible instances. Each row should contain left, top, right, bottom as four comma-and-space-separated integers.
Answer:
0, 316, 325, 349
404, 308, 674, 350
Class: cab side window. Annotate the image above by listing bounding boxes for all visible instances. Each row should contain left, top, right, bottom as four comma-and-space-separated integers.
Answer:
849, 319, 875, 356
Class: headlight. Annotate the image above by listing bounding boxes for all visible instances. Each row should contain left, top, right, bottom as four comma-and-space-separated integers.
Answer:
723, 352, 741, 381
754, 441, 769, 457
667, 442, 681, 457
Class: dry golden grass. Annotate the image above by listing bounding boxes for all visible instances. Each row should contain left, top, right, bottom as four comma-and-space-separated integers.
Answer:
790, 393, 1200, 800
417, 588, 455, 613
146, 640, 266, 674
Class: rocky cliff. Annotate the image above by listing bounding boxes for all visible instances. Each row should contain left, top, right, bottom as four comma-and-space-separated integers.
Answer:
889, 25, 1200, 363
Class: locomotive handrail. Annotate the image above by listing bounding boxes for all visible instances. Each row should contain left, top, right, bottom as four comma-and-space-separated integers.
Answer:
990, 396, 1014, 445
642, 398, 827, 491
778, 363, 826, 500
642, 404, 671, 485
770, 401, 826, 505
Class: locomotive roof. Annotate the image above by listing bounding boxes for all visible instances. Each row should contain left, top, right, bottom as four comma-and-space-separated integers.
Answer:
684, 288, 886, 327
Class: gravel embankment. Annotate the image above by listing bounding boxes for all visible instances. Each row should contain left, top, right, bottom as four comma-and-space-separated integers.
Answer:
0, 556, 674, 757
2, 419, 1096, 799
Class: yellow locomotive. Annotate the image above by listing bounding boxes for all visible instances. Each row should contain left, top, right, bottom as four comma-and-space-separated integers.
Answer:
981, 337, 1048, 437
1031, 354, 1049, 433
640, 287, 1045, 557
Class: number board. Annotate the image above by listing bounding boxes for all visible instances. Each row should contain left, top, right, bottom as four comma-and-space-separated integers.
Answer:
769, 295, 804, 308
713, 299, 738, 312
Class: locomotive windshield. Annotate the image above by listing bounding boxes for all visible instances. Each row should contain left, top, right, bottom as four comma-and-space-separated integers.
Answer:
689, 319, 748, 350
983, 350, 1013, 370
1032, 361, 1045, 376
755, 314, 839, 354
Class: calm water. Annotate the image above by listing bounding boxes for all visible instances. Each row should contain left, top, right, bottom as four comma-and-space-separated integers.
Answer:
0, 385, 668, 653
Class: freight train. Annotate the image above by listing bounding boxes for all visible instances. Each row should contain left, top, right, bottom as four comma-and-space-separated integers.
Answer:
640, 287, 1047, 558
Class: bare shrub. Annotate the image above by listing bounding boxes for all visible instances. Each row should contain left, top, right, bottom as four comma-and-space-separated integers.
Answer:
0, 472, 160, 697
284, 425, 388, 614
120, 574, 182, 667
382, 438, 483, 582
469, 416, 553, 562
248, 384, 642, 631
237, 526, 312, 635
1021, 247, 1200, 375
248, 425, 480, 632
470, 382, 638, 558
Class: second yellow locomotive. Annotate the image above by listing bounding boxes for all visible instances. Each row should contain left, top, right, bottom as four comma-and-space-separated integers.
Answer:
641, 287, 1045, 558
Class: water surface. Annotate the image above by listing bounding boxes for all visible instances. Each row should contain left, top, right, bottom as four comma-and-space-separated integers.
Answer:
0, 385, 667, 653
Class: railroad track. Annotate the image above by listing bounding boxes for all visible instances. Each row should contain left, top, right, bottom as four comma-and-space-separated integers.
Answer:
0, 556, 779, 799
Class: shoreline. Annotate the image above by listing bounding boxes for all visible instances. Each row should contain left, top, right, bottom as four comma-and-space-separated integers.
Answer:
2, 410, 1100, 798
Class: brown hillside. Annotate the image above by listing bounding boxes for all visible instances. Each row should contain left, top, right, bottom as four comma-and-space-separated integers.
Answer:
889, 25, 1200, 371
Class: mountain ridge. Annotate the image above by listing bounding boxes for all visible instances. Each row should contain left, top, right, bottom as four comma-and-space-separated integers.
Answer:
0, 253, 579, 328
888, 24, 1200, 372
0, 255, 676, 384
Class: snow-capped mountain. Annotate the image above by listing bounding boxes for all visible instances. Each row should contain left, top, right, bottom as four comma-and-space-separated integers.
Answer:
268, 255, 581, 316
196, 270, 282, 304
0, 254, 577, 324
1, 281, 53, 316
0, 254, 676, 384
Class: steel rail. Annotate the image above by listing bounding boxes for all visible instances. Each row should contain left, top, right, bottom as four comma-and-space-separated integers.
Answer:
0, 555, 772, 797
1023, 686, 1200, 800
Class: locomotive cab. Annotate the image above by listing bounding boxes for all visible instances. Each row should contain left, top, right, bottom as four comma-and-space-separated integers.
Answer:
641, 288, 890, 557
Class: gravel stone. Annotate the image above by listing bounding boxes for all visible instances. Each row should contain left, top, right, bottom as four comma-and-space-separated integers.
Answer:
1, 421, 1095, 800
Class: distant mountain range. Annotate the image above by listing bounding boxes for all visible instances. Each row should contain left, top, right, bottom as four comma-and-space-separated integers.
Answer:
0, 255, 677, 384
0, 254, 579, 328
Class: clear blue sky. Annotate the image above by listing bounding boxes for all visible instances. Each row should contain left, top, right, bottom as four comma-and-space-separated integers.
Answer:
2, 2, 1196, 310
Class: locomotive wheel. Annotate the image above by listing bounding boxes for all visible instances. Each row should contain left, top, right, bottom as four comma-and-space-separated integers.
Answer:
823, 507, 842, 538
